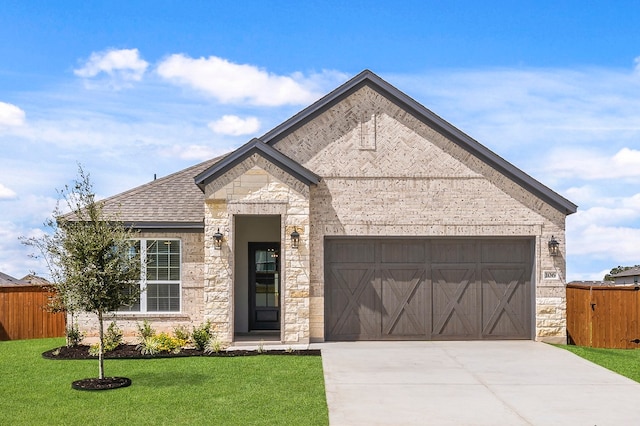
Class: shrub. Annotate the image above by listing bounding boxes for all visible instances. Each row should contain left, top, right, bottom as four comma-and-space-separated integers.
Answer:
192, 321, 211, 351
204, 335, 226, 354
137, 336, 161, 355
136, 320, 155, 343
65, 322, 84, 347
89, 321, 122, 356
173, 325, 190, 343
137, 332, 185, 355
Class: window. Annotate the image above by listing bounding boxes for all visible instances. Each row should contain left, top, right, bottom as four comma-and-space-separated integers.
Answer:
120, 239, 181, 313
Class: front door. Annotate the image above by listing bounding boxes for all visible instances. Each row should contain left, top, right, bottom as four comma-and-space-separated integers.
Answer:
249, 242, 281, 330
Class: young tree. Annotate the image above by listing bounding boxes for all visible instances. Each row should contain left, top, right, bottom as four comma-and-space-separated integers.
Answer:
23, 166, 141, 380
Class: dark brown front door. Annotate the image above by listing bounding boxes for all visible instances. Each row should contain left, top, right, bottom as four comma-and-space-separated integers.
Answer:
325, 238, 533, 341
249, 242, 281, 330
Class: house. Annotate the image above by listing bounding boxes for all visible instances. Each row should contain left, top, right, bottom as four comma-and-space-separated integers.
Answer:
76, 70, 577, 344
0, 272, 28, 285
610, 267, 640, 285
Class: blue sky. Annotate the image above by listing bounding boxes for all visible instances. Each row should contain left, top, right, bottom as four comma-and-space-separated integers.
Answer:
1, 1, 639, 281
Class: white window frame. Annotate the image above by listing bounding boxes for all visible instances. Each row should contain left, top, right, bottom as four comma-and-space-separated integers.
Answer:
124, 238, 182, 313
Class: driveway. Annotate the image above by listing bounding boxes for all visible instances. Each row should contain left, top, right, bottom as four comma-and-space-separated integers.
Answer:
317, 341, 640, 425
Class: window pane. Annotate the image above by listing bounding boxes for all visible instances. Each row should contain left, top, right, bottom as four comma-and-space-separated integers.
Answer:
146, 283, 180, 312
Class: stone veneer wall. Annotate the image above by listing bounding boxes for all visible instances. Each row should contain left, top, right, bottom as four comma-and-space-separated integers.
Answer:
271, 85, 568, 343
203, 156, 311, 343
75, 229, 205, 342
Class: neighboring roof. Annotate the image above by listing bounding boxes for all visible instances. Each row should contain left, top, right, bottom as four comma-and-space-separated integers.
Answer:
567, 281, 610, 287
611, 267, 640, 278
261, 70, 577, 216
195, 138, 321, 191
100, 156, 223, 227
0, 272, 27, 285
21, 274, 51, 285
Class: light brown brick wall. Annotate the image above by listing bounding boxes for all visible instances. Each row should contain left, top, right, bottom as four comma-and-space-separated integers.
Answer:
273, 85, 567, 342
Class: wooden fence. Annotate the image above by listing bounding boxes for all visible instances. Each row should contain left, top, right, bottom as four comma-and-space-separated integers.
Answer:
566, 283, 640, 349
0, 285, 66, 340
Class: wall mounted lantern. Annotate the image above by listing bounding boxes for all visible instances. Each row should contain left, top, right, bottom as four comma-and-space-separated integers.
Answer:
290, 227, 300, 249
213, 228, 223, 250
548, 236, 560, 257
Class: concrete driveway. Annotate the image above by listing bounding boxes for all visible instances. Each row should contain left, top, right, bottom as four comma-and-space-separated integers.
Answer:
317, 341, 640, 425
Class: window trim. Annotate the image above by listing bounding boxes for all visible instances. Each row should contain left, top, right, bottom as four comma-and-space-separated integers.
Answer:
122, 238, 182, 314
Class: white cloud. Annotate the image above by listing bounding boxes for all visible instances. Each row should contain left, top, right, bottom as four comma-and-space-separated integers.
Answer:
159, 144, 230, 161
0, 183, 17, 200
0, 101, 26, 127
545, 147, 640, 181
208, 115, 260, 136
156, 54, 343, 106
74, 48, 149, 85
568, 222, 640, 263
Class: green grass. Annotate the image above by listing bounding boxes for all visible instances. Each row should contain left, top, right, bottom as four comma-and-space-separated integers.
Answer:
558, 344, 640, 383
0, 338, 328, 425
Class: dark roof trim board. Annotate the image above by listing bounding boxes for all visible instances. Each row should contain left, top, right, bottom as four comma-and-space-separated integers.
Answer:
195, 138, 321, 190
124, 221, 204, 230
260, 70, 577, 215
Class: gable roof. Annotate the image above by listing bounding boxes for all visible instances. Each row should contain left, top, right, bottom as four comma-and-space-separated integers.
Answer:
261, 70, 577, 215
195, 138, 321, 191
0, 272, 27, 286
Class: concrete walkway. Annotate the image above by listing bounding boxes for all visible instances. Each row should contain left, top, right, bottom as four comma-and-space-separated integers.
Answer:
317, 341, 640, 425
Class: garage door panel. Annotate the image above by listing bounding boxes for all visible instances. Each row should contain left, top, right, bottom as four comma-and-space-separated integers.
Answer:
381, 240, 427, 263
431, 241, 477, 263
381, 268, 427, 338
482, 241, 531, 263
326, 267, 382, 340
432, 267, 479, 338
481, 267, 530, 338
327, 241, 375, 263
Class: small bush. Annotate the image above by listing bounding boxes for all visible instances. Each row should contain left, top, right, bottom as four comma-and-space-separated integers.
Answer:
204, 335, 226, 354
89, 321, 123, 356
137, 332, 185, 355
136, 320, 155, 343
192, 321, 211, 351
137, 336, 161, 355
65, 323, 83, 347
173, 325, 190, 342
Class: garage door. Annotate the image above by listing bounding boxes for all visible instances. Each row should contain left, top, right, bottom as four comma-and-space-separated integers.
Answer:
325, 238, 533, 341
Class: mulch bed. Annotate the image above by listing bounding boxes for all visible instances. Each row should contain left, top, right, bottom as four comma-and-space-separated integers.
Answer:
43, 344, 321, 360
72, 377, 132, 391
47, 344, 321, 391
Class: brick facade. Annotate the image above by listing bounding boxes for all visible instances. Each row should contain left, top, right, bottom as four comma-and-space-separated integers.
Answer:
75, 72, 572, 345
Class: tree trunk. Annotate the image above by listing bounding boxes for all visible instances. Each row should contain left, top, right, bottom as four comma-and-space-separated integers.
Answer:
98, 311, 104, 379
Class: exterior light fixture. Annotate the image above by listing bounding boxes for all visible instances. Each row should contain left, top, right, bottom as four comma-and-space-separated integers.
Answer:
290, 227, 300, 249
548, 236, 560, 257
213, 228, 223, 250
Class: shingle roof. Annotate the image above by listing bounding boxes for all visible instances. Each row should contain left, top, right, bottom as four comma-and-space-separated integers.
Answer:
100, 156, 223, 227
0, 272, 27, 285
611, 267, 640, 278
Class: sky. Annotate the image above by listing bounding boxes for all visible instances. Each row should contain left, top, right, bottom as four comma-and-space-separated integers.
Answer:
1, 0, 639, 282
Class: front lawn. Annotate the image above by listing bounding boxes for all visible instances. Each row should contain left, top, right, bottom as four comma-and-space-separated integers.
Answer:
558, 344, 640, 383
0, 338, 328, 425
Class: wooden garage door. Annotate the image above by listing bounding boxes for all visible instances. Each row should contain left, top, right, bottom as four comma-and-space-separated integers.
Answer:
325, 238, 532, 341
